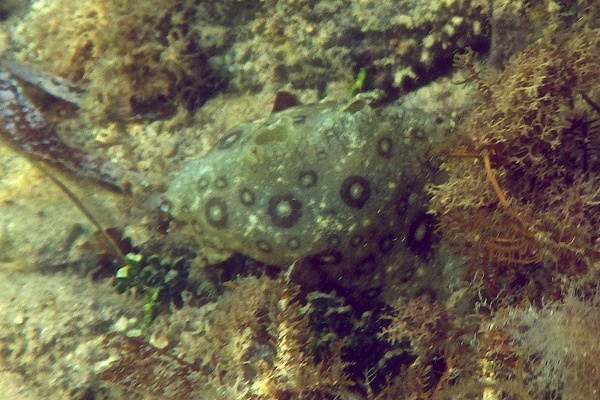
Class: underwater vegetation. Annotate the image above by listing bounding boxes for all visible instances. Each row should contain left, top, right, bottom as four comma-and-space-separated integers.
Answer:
428, 5, 600, 298
98, 276, 359, 399
12, 0, 226, 123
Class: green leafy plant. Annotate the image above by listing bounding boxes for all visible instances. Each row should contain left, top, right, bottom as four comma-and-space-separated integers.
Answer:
349, 68, 367, 95
115, 252, 190, 330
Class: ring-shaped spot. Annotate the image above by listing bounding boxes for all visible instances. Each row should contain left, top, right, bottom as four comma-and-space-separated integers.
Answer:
407, 213, 435, 254
411, 127, 426, 140
339, 176, 371, 209
316, 150, 327, 161
239, 188, 255, 206
204, 198, 228, 229
256, 239, 273, 253
287, 237, 301, 250
298, 170, 318, 188
214, 176, 228, 189
268, 193, 302, 228
376, 136, 393, 158
350, 234, 364, 248
327, 234, 342, 248
365, 288, 382, 300
309, 249, 343, 267
356, 252, 377, 276
399, 265, 416, 283
197, 176, 210, 190
378, 233, 396, 255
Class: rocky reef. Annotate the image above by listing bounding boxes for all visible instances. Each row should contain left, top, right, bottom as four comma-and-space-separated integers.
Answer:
0, 0, 598, 399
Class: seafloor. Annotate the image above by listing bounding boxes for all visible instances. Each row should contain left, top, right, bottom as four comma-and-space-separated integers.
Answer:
0, 0, 598, 399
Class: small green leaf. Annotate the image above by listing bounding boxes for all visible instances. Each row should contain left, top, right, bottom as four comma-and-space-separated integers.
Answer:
125, 328, 143, 338
564, 7, 579, 16
125, 252, 143, 267
115, 266, 130, 279
349, 68, 367, 95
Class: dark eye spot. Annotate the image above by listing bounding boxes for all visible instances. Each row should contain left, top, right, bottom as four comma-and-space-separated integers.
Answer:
327, 234, 342, 248
204, 198, 228, 229
378, 233, 396, 254
268, 193, 302, 228
216, 129, 243, 149
287, 237, 301, 250
399, 265, 416, 283
214, 176, 228, 189
411, 127, 426, 140
316, 150, 327, 160
309, 249, 343, 267
239, 188, 255, 206
407, 213, 436, 255
197, 176, 210, 190
340, 176, 371, 209
256, 240, 272, 253
298, 170, 318, 188
376, 136, 393, 158
350, 235, 364, 248
356, 252, 377, 276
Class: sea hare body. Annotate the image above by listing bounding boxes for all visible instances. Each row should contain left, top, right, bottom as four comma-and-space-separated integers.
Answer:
166, 98, 442, 291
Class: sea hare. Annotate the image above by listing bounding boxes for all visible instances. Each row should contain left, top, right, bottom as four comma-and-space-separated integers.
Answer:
165, 98, 444, 292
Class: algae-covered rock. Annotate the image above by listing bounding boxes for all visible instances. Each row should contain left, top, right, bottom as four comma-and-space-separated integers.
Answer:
216, 0, 489, 95
11, 0, 226, 123
0, 271, 145, 398
7, 0, 489, 126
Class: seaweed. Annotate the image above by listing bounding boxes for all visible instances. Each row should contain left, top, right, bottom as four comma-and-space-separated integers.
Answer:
428, 6, 600, 299
17, 0, 227, 123
98, 334, 210, 399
